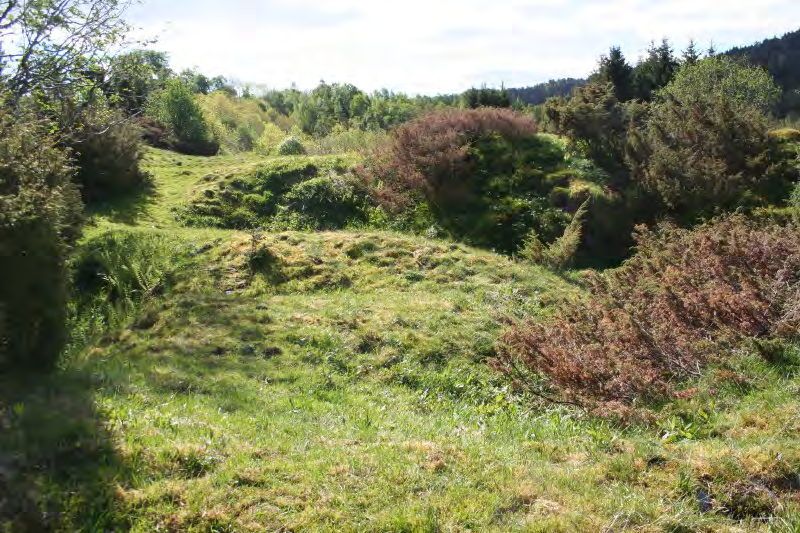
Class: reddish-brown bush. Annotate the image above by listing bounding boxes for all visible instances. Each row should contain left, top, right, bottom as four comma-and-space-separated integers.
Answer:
495, 216, 800, 406
356, 108, 565, 252
358, 107, 537, 208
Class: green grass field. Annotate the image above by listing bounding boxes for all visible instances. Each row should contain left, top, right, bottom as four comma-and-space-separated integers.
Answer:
1, 149, 798, 532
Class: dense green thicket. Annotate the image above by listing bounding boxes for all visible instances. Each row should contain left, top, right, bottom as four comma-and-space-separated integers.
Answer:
147, 79, 219, 155
105, 50, 174, 116
546, 57, 798, 264
0, 0, 156, 373
128, 74, 454, 156
632, 58, 792, 222
0, 101, 81, 373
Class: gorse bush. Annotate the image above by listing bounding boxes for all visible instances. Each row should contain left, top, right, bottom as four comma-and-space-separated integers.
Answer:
663, 56, 781, 115
277, 137, 306, 155
545, 83, 633, 186
69, 102, 152, 203
545, 61, 798, 265
0, 98, 82, 373
496, 216, 800, 408
631, 61, 795, 221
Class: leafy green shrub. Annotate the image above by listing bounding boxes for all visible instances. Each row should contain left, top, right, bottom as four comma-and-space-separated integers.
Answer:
255, 123, 286, 155
0, 99, 82, 373
147, 79, 218, 155
665, 56, 781, 115
236, 124, 257, 151
277, 137, 306, 155
69, 102, 152, 203
496, 216, 800, 409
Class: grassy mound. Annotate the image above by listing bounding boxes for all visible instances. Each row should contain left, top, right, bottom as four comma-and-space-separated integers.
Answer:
175, 154, 370, 231
2, 226, 798, 531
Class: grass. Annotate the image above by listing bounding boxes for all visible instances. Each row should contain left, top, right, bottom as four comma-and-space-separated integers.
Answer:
87, 149, 273, 232
1, 148, 798, 532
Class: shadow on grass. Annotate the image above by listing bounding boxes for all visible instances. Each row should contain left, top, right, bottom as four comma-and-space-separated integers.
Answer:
0, 367, 129, 532
86, 182, 157, 226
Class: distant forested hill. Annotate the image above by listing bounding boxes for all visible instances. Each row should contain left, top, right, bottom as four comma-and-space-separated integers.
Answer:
508, 78, 585, 105
725, 28, 800, 117
511, 29, 800, 116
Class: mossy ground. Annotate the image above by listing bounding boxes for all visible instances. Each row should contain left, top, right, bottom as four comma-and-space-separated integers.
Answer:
1, 148, 798, 532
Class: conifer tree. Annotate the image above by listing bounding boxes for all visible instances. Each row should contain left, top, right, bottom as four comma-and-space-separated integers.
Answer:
594, 46, 635, 102
633, 39, 679, 101
682, 39, 701, 65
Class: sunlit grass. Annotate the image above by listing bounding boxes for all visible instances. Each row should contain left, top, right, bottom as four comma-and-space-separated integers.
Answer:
2, 148, 797, 532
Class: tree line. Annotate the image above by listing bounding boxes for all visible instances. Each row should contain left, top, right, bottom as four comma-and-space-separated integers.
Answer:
513, 30, 800, 119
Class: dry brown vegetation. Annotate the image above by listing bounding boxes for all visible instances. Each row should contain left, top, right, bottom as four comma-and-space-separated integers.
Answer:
496, 215, 800, 408
357, 107, 537, 211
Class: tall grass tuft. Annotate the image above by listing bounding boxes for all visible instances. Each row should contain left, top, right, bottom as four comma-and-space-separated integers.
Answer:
520, 199, 589, 270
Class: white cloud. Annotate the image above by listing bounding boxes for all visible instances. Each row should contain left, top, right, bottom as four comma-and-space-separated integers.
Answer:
126, 0, 800, 94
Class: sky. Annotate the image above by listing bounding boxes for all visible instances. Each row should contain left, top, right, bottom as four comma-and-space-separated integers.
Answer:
126, 0, 800, 95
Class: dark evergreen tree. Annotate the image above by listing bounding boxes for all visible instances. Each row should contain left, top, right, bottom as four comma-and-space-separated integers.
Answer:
460, 86, 511, 108
507, 78, 586, 105
633, 39, 679, 101
725, 29, 800, 117
682, 39, 701, 65
592, 46, 634, 101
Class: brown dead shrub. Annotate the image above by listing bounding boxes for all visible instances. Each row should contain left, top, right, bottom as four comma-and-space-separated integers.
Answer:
495, 216, 800, 407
